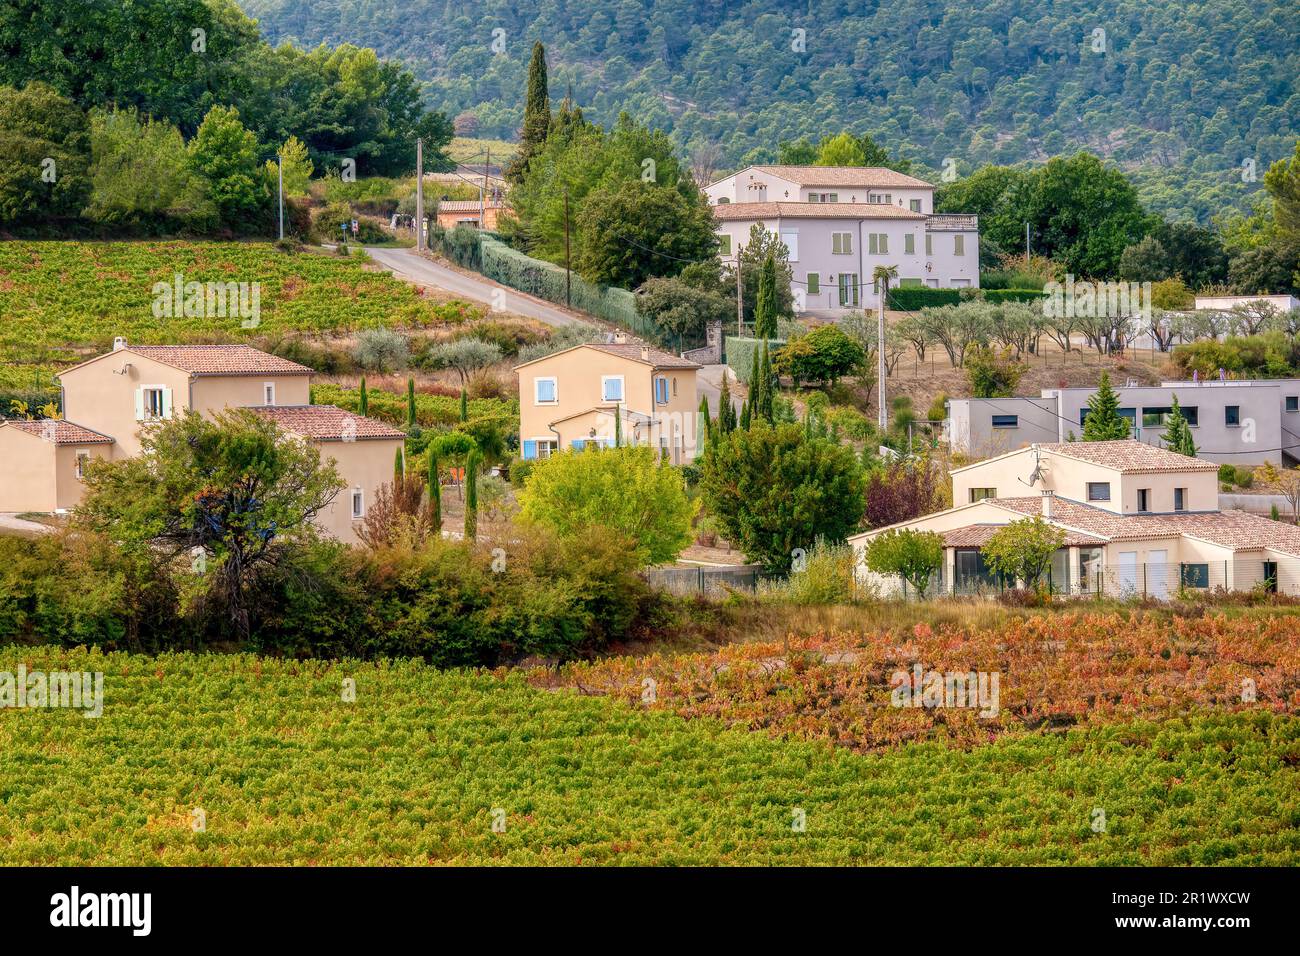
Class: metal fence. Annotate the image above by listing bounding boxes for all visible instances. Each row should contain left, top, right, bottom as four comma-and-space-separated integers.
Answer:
644, 565, 764, 596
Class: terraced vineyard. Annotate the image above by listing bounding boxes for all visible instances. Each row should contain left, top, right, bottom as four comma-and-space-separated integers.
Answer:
1, 645, 1296, 865
0, 241, 478, 393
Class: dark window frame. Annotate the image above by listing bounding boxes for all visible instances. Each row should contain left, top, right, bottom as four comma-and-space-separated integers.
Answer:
1087, 482, 1111, 502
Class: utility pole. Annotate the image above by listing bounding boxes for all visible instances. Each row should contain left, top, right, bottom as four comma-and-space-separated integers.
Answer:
877, 280, 887, 432
277, 154, 284, 241
1025, 221, 1030, 259
481, 146, 488, 226
415, 138, 425, 252
563, 189, 572, 308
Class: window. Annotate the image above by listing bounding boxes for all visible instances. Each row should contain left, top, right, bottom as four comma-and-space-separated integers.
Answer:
534, 377, 557, 404
832, 232, 852, 255
350, 489, 364, 520
969, 487, 997, 502
1174, 487, 1187, 511
909, 199, 922, 212
263, 382, 275, 406
1080, 407, 1137, 427
809, 192, 838, 203
925, 234, 932, 256
1079, 547, 1103, 592
898, 277, 923, 287
780, 230, 799, 261
75, 452, 89, 480
138, 386, 168, 421
521, 438, 558, 460
1225, 405, 1240, 426
954, 235, 965, 256
1137, 488, 1150, 512
717, 197, 730, 204
838, 274, 859, 308
806, 273, 820, 294
991, 414, 1018, 428
867, 233, 888, 255
718, 234, 732, 255
602, 375, 624, 402
951, 278, 971, 287
1087, 482, 1111, 502
1180, 563, 1209, 588
655, 376, 669, 405
1143, 406, 1199, 428
868, 192, 892, 204
1287, 396, 1298, 412
904, 234, 915, 255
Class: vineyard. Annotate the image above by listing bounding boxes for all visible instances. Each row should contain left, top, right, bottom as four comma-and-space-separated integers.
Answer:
0, 642, 1297, 865
0, 241, 479, 393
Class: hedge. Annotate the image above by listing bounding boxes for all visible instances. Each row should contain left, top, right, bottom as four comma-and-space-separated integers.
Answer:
724, 336, 785, 383
886, 287, 1043, 310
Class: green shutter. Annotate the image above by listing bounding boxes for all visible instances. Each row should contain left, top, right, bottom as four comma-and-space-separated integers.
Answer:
807, 273, 819, 294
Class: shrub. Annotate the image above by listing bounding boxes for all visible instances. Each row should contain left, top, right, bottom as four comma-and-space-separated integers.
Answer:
1218, 463, 1236, 484
1233, 466, 1254, 488
863, 528, 944, 597
773, 325, 865, 388
761, 540, 856, 605
313, 201, 392, 244
352, 327, 410, 372
966, 345, 1026, 398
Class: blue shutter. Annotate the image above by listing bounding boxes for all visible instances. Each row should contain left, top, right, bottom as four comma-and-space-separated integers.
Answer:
522, 440, 537, 460
571, 439, 585, 450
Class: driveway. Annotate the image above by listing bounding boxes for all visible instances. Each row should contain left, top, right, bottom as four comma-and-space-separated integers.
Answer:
364, 246, 582, 328
697, 363, 744, 420
0, 513, 56, 536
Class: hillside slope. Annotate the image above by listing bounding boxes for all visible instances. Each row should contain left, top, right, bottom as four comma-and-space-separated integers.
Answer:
239, 0, 1299, 223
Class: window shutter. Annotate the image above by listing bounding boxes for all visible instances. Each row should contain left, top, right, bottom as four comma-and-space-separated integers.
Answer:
134, 388, 144, 421
522, 440, 537, 460
161, 387, 173, 419
571, 439, 585, 450
904, 234, 915, 255
880, 235, 888, 254
868, 234, 877, 255
926, 234, 932, 255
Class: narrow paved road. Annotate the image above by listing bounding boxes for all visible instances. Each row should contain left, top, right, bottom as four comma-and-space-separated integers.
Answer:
0, 513, 55, 536
697, 363, 744, 420
364, 246, 581, 328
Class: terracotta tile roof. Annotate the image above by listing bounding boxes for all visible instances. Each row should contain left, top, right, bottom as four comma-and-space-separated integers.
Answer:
3, 419, 114, 445
747, 165, 934, 189
247, 405, 406, 441
942, 523, 1105, 548
437, 200, 502, 212
988, 497, 1300, 554
127, 345, 314, 377
712, 201, 926, 221
1042, 440, 1217, 474
583, 343, 701, 369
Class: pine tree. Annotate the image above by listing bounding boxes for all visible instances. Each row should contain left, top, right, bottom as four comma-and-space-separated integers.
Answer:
1082, 372, 1131, 441
358, 376, 368, 417
754, 254, 778, 339
464, 449, 480, 540
1162, 393, 1197, 457
428, 450, 441, 532
505, 42, 551, 186
406, 377, 417, 429
459, 387, 468, 423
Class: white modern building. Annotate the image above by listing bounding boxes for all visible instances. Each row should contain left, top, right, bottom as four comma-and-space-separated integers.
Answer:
948, 378, 1300, 466
704, 166, 980, 313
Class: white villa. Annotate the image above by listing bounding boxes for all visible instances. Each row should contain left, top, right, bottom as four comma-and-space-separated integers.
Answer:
704, 165, 980, 313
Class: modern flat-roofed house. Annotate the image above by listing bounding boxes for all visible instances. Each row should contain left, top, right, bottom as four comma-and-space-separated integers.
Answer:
515, 343, 701, 464
850, 440, 1300, 597
0, 340, 404, 543
703, 165, 979, 312
948, 378, 1300, 466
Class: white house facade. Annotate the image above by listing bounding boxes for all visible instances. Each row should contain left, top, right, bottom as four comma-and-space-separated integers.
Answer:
705, 165, 980, 313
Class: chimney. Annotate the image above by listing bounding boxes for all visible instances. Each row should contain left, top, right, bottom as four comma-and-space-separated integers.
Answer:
1041, 489, 1055, 519
641, 346, 650, 361
113, 336, 128, 351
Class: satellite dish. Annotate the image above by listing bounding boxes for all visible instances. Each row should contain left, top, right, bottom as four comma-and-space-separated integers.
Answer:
1018, 444, 1047, 488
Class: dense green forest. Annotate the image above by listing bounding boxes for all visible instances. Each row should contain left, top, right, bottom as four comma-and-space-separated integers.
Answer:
240, 0, 1299, 224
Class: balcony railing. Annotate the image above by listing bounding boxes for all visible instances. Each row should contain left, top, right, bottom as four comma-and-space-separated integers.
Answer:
926, 213, 978, 231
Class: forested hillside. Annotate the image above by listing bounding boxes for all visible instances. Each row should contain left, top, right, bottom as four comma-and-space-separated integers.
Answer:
239, 0, 1299, 223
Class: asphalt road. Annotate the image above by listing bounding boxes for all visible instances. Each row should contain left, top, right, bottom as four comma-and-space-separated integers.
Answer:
364, 245, 581, 328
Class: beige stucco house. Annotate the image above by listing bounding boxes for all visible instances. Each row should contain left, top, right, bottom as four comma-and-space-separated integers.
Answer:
0, 340, 404, 544
851, 440, 1300, 598
515, 343, 702, 464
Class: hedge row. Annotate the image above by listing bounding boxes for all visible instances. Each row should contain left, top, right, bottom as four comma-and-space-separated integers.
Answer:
886, 287, 1042, 310
724, 336, 786, 383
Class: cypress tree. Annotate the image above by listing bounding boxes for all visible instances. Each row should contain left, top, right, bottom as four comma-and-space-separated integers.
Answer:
505, 42, 551, 186
758, 339, 775, 423
740, 394, 752, 430
698, 395, 712, 444
754, 254, 778, 339
1082, 371, 1131, 441
718, 374, 733, 434
464, 449, 480, 540
1163, 393, 1197, 457
358, 376, 368, 417
459, 387, 468, 422
614, 405, 623, 447
395, 446, 405, 481
428, 450, 441, 532
406, 377, 417, 429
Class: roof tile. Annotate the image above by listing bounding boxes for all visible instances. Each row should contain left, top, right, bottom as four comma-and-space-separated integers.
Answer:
3, 419, 114, 445
247, 405, 406, 441
1042, 440, 1217, 473
712, 201, 926, 221
127, 345, 314, 377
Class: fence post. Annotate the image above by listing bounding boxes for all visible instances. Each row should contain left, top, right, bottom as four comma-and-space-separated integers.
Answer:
698, 565, 704, 595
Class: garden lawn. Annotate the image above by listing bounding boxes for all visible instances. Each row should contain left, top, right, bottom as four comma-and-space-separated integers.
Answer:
0, 647, 1296, 865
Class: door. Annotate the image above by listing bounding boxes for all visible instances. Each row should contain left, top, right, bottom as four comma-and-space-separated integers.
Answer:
1147, 549, 1169, 600
838, 273, 859, 308
1263, 561, 1278, 593
1117, 551, 1138, 595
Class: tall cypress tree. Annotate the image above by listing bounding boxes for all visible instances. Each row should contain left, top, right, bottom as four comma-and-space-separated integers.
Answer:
394, 446, 405, 481
464, 449, 480, 540
758, 339, 774, 423
1082, 371, 1131, 441
754, 254, 778, 340
459, 387, 468, 422
505, 42, 551, 186
428, 450, 442, 532
358, 376, 368, 417
614, 405, 622, 447
717, 374, 734, 434
698, 395, 712, 444
406, 377, 417, 429
1163, 393, 1198, 457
